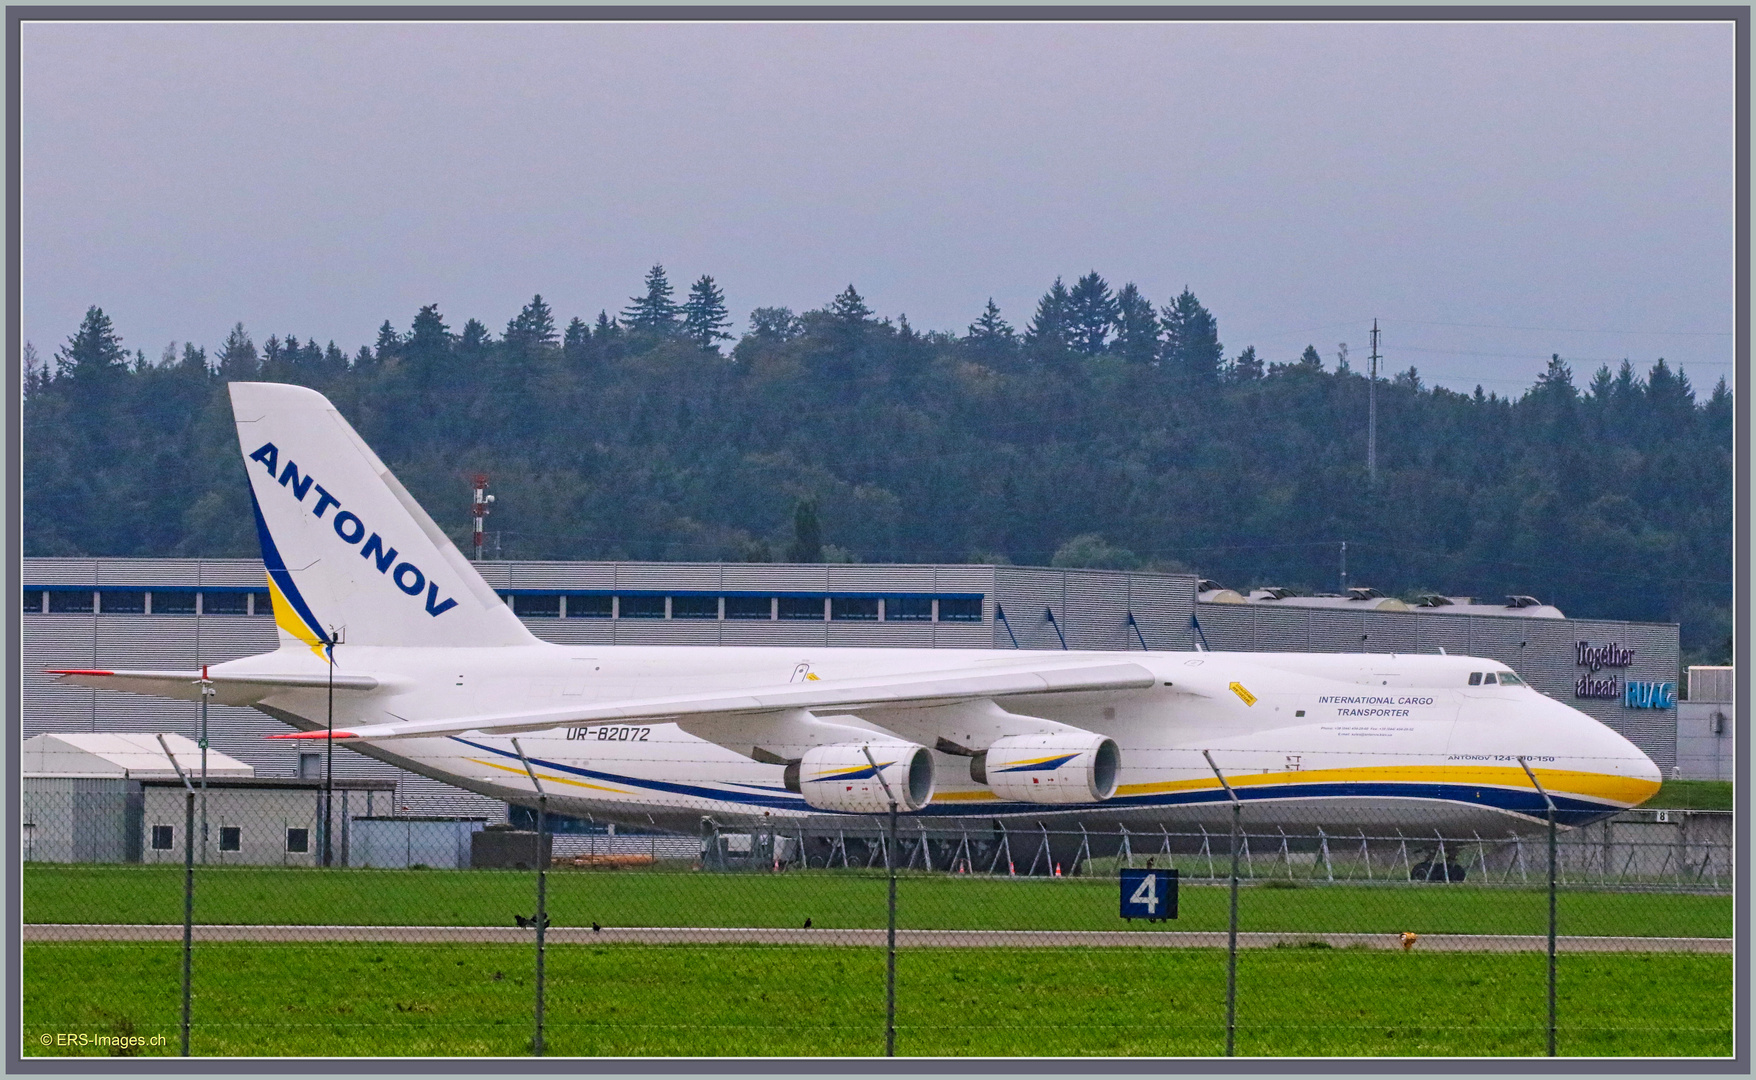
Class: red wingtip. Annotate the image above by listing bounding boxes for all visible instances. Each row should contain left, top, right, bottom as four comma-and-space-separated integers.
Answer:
266, 730, 357, 741
45, 669, 114, 677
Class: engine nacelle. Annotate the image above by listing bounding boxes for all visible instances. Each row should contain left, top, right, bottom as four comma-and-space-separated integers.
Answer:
972, 732, 1119, 804
784, 741, 935, 813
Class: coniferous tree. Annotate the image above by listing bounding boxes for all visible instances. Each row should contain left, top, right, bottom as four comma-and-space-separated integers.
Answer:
1298, 345, 1323, 370
504, 295, 557, 353
787, 497, 822, 563
373, 320, 402, 366
1160, 289, 1223, 380
1111, 284, 1160, 365
623, 265, 681, 333
966, 299, 1016, 351
1228, 345, 1264, 383
1024, 278, 1072, 354
562, 316, 590, 364
827, 285, 873, 326
217, 323, 260, 379
1067, 271, 1118, 356
682, 275, 732, 351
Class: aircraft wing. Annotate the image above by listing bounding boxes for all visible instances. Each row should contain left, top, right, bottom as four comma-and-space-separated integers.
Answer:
265, 657, 1158, 742
47, 668, 381, 705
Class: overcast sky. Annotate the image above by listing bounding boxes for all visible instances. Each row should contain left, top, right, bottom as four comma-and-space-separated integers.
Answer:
21, 18, 1736, 395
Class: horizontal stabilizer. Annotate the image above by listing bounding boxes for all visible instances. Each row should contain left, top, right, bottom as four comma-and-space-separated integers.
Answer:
276, 658, 1158, 742
47, 668, 380, 705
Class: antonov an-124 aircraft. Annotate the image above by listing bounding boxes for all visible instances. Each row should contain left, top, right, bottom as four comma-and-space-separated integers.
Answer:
52, 383, 1661, 836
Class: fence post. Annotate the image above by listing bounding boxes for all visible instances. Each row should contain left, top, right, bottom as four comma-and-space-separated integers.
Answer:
512, 739, 548, 1057
1519, 757, 1557, 1057
157, 734, 195, 1057
1203, 750, 1241, 1058
861, 746, 899, 1058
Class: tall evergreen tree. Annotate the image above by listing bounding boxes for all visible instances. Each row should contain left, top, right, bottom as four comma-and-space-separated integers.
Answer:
966, 299, 1015, 347
1111, 283, 1159, 364
1024, 278, 1072, 353
373, 320, 402, 366
682, 275, 732, 351
57, 306, 128, 381
827, 284, 873, 326
787, 497, 822, 563
1160, 289, 1223, 380
623, 265, 681, 333
1067, 271, 1118, 355
217, 323, 259, 379
504, 295, 558, 353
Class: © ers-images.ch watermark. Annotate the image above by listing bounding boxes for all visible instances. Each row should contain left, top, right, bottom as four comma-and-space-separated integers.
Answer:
36, 1032, 167, 1050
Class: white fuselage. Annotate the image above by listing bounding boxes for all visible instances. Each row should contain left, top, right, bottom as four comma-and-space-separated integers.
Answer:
223, 643, 1660, 835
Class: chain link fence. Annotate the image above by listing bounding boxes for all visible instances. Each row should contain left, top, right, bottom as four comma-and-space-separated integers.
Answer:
21, 780, 1733, 1058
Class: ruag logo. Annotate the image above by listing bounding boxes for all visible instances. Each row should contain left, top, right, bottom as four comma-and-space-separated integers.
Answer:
249, 443, 458, 618
1575, 640, 1634, 700
1624, 680, 1676, 710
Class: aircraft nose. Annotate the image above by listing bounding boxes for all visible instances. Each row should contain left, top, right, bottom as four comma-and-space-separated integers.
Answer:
1551, 696, 1662, 808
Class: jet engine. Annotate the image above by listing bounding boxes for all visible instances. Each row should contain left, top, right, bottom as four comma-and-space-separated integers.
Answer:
971, 732, 1119, 804
783, 741, 936, 813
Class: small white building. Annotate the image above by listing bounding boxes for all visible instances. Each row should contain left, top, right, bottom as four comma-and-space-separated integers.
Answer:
22, 733, 253, 863
1677, 667, 1735, 782
22, 733, 393, 865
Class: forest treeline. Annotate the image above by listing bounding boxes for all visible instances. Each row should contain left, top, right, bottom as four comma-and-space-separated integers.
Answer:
23, 266, 1733, 659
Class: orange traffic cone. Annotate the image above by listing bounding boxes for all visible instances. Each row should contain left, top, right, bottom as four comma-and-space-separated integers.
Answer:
1054, 863, 1062, 877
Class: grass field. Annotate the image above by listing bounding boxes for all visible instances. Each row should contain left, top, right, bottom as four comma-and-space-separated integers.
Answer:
1646, 780, 1734, 811
23, 865, 1732, 938
21, 942, 1732, 1058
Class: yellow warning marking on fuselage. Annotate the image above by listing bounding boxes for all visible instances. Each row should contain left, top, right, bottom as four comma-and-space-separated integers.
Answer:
805, 673, 820, 681
467, 757, 630, 795
1115, 763, 1659, 807
1229, 681, 1257, 706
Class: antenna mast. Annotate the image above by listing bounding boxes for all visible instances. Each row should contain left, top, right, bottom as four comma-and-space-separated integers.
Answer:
1367, 320, 1380, 486
471, 474, 494, 561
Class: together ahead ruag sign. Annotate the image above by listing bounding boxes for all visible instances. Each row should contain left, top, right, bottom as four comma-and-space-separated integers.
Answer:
1574, 640, 1673, 709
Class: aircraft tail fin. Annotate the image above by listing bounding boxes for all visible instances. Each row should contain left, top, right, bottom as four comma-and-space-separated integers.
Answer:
228, 382, 533, 654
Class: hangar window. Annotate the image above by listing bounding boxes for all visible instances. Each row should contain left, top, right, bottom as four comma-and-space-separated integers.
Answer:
47, 590, 94, 614
202, 591, 250, 616
252, 591, 273, 616
151, 825, 174, 850
513, 594, 561, 618
565, 594, 613, 619
219, 826, 241, 852
724, 596, 773, 620
99, 591, 145, 615
831, 597, 878, 621
618, 595, 666, 619
153, 591, 197, 616
1468, 673, 1482, 686
670, 595, 720, 619
22, 590, 44, 614
938, 597, 983, 622
777, 596, 828, 621
285, 828, 310, 854
884, 596, 932, 622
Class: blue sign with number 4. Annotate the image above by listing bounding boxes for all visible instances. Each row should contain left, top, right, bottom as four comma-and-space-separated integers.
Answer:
1120, 868, 1178, 921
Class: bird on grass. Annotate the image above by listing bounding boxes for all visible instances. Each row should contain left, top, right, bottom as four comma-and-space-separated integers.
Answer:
803, 918, 812, 929
515, 914, 552, 930
1400, 932, 1419, 951
592, 921, 602, 932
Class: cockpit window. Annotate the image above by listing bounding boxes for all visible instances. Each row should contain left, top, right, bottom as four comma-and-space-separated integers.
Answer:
1498, 672, 1524, 686
1468, 672, 1483, 686
1481, 672, 1497, 685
